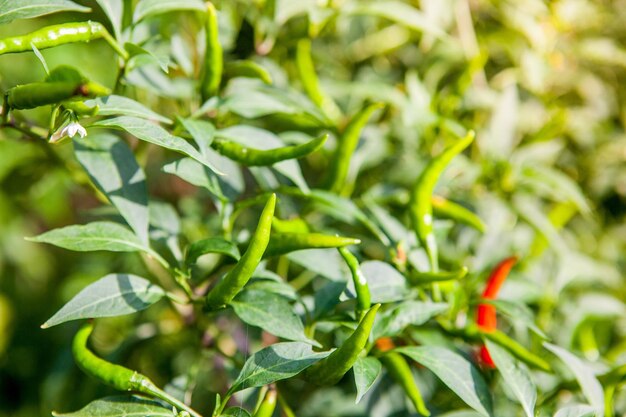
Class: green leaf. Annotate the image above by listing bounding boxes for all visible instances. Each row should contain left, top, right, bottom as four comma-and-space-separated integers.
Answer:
178, 117, 215, 158
222, 407, 251, 417
27, 221, 150, 253
286, 248, 349, 282
372, 301, 448, 339
186, 237, 241, 265
246, 278, 297, 301
149, 200, 182, 261
543, 343, 604, 415
133, 0, 205, 22
396, 346, 493, 417
553, 405, 597, 417
485, 340, 536, 417
125, 42, 171, 74
359, 261, 410, 303
349, 1, 446, 38
353, 356, 382, 404
95, 0, 123, 40
0, 0, 90, 24
93, 116, 220, 175
42, 274, 165, 328
221, 79, 328, 126
74, 133, 150, 244
162, 155, 243, 201
86, 95, 172, 124
231, 290, 318, 346
52, 395, 175, 416
228, 342, 331, 393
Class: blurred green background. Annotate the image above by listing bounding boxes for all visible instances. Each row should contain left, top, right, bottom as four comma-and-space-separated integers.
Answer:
1, 0, 625, 416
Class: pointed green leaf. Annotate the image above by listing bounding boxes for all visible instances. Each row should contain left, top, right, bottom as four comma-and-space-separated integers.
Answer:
74, 133, 150, 244
543, 343, 604, 415
86, 96, 172, 124
485, 340, 536, 417
133, 0, 205, 22
372, 301, 448, 339
353, 356, 382, 404
228, 342, 331, 393
0, 0, 90, 24
52, 395, 175, 416
222, 407, 251, 417
28, 222, 150, 253
553, 405, 597, 417
93, 116, 220, 175
42, 274, 165, 328
231, 290, 318, 346
95, 0, 123, 40
396, 346, 493, 417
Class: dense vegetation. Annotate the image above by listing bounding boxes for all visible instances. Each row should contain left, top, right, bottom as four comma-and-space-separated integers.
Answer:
0, 1, 625, 416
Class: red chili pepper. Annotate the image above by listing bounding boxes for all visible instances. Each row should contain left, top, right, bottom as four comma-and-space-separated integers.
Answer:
476, 256, 518, 367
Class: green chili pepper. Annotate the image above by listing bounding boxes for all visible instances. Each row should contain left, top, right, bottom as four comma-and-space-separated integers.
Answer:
62, 100, 99, 116
409, 131, 474, 273
7, 81, 110, 110
381, 352, 430, 416
338, 247, 371, 319
431, 195, 486, 233
206, 193, 276, 310
224, 60, 272, 84
72, 323, 201, 417
200, 2, 223, 102
410, 266, 468, 285
264, 232, 360, 258
253, 387, 277, 417
479, 328, 551, 372
0, 21, 127, 58
212, 134, 327, 166
305, 304, 380, 385
325, 103, 383, 195
271, 217, 310, 234
296, 39, 342, 122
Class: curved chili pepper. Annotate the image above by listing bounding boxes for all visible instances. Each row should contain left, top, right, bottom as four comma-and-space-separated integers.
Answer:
296, 39, 342, 122
410, 266, 469, 285
271, 217, 310, 234
212, 134, 327, 166
264, 232, 360, 258
431, 195, 486, 233
409, 131, 474, 273
0, 21, 127, 58
72, 323, 201, 417
224, 60, 273, 84
305, 304, 380, 385
325, 103, 384, 194
200, 2, 223, 101
253, 386, 277, 417
339, 247, 371, 319
206, 194, 276, 310
381, 352, 430, 416
7, 81, 110, 110
476, 256, 518, 367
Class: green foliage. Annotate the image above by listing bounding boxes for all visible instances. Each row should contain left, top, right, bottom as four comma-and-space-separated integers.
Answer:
0, 1, 625, 416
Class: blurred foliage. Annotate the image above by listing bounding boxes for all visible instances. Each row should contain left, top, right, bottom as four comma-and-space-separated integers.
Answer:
0, 0, 625, 416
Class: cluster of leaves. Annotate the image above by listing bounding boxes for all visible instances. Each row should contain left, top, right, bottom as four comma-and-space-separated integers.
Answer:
0, 0, 625, 416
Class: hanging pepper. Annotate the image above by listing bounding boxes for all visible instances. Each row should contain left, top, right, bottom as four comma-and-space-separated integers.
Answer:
476, 256, 518, 367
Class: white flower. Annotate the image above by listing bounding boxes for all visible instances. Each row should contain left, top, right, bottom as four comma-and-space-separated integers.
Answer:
65, 121, 87, 138
50, 121, 87, 143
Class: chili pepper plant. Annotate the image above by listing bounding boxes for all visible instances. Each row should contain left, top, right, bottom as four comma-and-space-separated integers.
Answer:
0, 1, 625, 417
